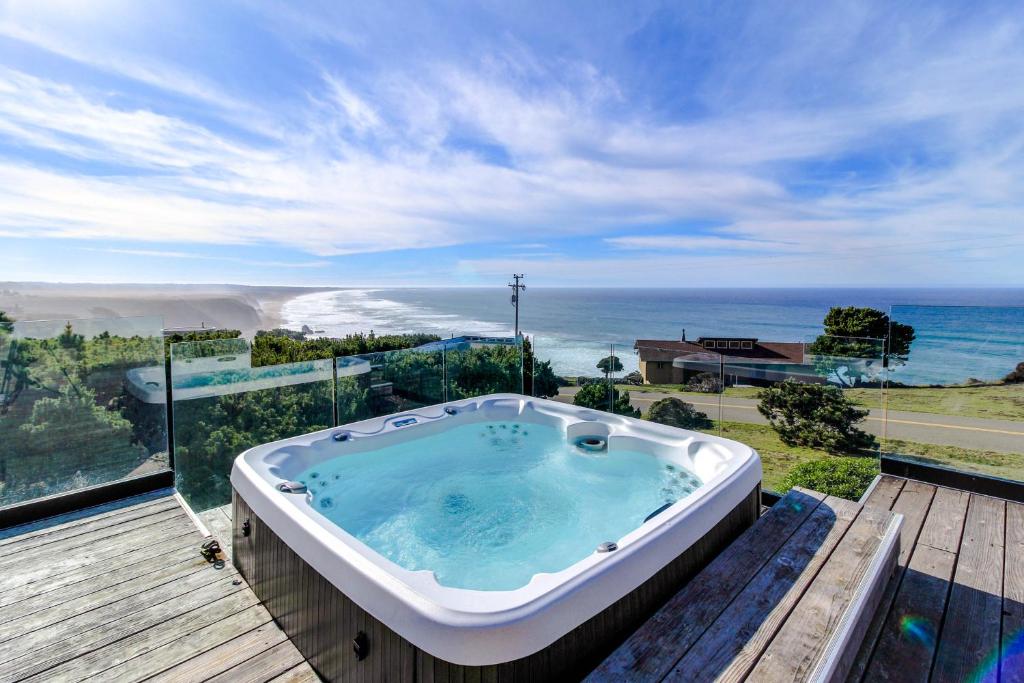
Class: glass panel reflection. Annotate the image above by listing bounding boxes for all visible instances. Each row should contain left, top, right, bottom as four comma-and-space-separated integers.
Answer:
1, 316, 168, 507
170, 338, 333, 512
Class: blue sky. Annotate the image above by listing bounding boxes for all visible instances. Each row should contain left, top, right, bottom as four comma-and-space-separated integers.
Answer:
1, 0, 1022, 287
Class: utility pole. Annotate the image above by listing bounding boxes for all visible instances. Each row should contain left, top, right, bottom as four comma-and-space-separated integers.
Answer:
508, 274, 526, 336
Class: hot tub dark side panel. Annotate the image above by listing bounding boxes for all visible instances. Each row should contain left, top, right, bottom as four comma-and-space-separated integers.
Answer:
233, 485, 760, 683
232, 492, 416, 680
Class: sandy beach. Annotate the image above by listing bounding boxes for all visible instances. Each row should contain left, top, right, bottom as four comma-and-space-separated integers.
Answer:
0, 282, 330, 336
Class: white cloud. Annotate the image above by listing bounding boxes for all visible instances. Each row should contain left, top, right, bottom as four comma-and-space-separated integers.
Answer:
0, 2, 1022, 284
83, 248, 328, 268
0, 9, 238, 110
321, 73, 383, 135
605, 235, 794, 252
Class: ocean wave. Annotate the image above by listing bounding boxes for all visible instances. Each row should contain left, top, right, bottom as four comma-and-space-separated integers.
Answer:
278, 289, 638, 376
281, 289, 510, 338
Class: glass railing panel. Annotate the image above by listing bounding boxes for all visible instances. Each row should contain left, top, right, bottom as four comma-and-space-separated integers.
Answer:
335, 353, 375, 424
721, 335, 885, 497
444, 336, 524, 400
883, 305, 1024, 483
170, 339, 334, 512
607, 342, 640, 415
529, 338, 632, 413
529, 337, 631, 388
0, 316, 168, 507
615, 343, 719, 438
668, 354, 724, 433
167, 337, 250, 364
335, 347, 444, 424
524, 336, 559, 399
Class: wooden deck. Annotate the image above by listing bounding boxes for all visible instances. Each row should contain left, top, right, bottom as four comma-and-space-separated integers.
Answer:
587, 486, 903, 682
847, 474, 1023, 683
0, 490, 319, 683
589, 474, 1024, 683
1, 474, 1021, 683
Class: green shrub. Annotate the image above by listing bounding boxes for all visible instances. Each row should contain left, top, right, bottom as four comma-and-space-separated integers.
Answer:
757, 380, 876, 454
250, 331, 439, 366
647, 397, 712, 430
781, 457, 879, 500
573, 382, 640, 417
685, 372, 722, 393
530, 359, 561, 398
622, 370, 644, 386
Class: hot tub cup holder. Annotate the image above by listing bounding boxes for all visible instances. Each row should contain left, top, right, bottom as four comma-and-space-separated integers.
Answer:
575, 436, 608, 453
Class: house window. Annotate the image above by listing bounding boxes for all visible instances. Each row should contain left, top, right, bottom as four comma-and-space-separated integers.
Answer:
656, 361, 665, 369
704, 340, 716, 349
741, 341, 753, 350
716, 340, 728, 349
729, 341, 741, 349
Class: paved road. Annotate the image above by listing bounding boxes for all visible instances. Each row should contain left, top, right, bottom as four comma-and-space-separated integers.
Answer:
556, 387, 1024, 454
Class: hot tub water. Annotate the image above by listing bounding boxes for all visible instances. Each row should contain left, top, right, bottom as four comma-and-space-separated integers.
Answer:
296, 420, 701, 591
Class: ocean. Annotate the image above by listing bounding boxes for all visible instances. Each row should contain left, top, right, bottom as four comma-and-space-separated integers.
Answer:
281, 288, 1024, 386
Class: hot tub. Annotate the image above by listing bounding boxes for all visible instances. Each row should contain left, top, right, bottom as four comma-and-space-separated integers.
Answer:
230, 394, 761, 681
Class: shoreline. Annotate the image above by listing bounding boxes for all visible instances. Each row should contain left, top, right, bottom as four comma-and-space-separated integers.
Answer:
0, 283, 335, 337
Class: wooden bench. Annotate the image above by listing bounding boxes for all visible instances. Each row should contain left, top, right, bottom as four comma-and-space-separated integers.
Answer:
586, 486, 902, 682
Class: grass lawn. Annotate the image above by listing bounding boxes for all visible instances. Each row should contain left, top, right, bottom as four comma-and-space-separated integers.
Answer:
697, 420, 873, 495
694, 421, 1024, 497
621, 382, 1024, 421
860, 383, 1024, 421
884, 439, 1024, 482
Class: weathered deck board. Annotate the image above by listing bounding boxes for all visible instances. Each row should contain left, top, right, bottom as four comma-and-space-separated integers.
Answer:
666, 496, 861, 682
0, 550, 214, 646
0, 494, 178, 548
585, 487, 827, 681
0, 489, 173, 542
202, 635, 305, 683
0, 544, 208, 626
0, 514, 199, 592
932, 494, 1006, 683
591, 480, 906, 683
0, 576, 247, 679
847, 475, 1015, 683
0, 509, 188, 569
0, 491, 316, 683
92, 605, 274, 682
863, 475, 905, 511
748, 504, 899, 681
0, 534, 201, 609
916, 486, 970, 553
268, 663, 323, 683
845, 478, 936, 681
864, 542, 957, 682
853, 478, 968, 682
144, 620, 287, 682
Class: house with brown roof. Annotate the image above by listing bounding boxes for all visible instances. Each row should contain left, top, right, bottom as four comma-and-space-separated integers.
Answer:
633, 335, 809, 386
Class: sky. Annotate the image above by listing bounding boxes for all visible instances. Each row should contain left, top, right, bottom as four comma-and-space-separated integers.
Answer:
1, 0, 1023, 287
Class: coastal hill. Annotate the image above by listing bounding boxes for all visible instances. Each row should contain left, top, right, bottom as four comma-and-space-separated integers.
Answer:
0, 282, 329, 336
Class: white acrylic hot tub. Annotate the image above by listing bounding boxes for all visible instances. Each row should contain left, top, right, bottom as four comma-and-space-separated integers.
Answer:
230, 393, 761, 672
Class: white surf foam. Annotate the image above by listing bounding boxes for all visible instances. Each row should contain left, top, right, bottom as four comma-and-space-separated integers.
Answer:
281, 289, 511, 339
280, 289, 639, 378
